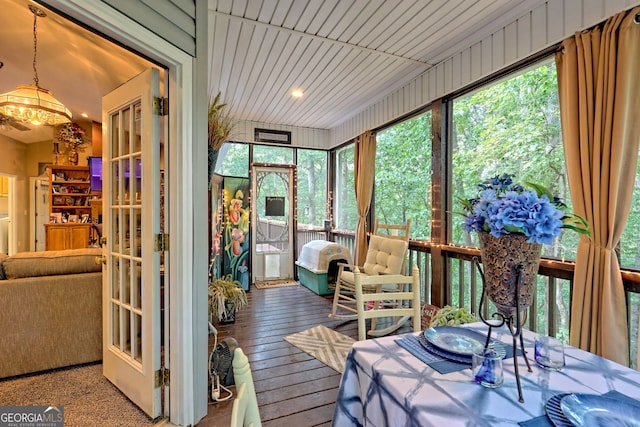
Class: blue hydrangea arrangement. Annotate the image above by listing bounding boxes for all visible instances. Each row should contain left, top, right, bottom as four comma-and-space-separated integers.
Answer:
458, 174, 589, 245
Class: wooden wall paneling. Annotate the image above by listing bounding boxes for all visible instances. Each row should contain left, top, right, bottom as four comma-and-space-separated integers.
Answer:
470, 42, 483, 82
219, 18, 242, 104
443, 58, 453, 95
492, 29, 505, 72
428, 68, 437, 103
418, 73, 426, 107
242, 28, 280, 116
481, 35, 493, 77
209, 12, 229, 95
451, 54, 461, 90
365, 106, 372, 132
435, 62, 446, 100
255, 35, 303, 122
229, 25, 266, 110
248, 31, 291, 120
517, 12, 533, 58
607, 0, 632, 16
223, 20, 253, 107
504, 21, 519, 65
255, 0, 277, 22
564, 0, 584, 36
532, 3, 549, 49
410, 79, 417, 111
583, 0, 605, 24
317, 0, 640, 147
547, 1, 565, 44
460, 49, 471, 88
232, 121, 330, 149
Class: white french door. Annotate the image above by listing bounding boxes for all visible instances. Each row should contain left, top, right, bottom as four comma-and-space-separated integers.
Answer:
102, 68, 163, 418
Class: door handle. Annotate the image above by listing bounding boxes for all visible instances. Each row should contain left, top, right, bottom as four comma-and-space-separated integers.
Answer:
95, 255, 107, 265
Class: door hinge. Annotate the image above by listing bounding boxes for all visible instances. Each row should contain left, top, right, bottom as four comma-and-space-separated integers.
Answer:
155, 367, 170, 388
155, 233, 169, 252
153, 97, 168, 116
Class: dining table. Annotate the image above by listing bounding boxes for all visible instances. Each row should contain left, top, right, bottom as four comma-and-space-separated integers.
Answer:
332, 322, 640, 426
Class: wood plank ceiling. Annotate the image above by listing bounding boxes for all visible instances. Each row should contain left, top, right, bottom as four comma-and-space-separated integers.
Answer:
208, 0, 544, 130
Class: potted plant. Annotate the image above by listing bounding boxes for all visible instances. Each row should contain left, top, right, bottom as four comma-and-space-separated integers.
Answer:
208, 274, 248, 324
457, 174, 590, 317
427, 305, 477, 328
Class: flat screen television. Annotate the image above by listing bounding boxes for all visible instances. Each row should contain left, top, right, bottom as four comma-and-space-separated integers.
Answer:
88, 157, 142, 193
88, 156, 102, 192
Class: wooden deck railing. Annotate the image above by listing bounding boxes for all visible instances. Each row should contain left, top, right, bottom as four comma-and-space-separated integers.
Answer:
296, 228, 640, 369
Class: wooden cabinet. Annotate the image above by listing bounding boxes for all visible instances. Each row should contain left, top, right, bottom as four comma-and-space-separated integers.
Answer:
44, 223, 91, 250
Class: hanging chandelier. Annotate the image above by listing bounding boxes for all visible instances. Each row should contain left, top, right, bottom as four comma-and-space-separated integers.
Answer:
0, 5, 72, 126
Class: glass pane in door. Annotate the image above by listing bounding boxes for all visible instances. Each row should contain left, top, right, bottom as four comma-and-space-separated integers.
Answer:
108, 102, 144, 369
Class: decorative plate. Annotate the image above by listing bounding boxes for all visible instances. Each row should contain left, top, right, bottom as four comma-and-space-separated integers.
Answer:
546, 393, 573, 427
417, 333, 473, 363
560, 393, 640, 426
424, 326, 488, 356
418, 330, 507, 363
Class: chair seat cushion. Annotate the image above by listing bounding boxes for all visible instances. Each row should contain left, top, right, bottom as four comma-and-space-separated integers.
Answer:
362, 235, 408, 276
339, 270, 399, 292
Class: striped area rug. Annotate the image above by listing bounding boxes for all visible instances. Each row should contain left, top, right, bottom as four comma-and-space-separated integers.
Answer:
284, 325, 355, 373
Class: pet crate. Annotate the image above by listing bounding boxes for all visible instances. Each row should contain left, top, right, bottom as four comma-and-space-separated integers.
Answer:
295, 240, 353, 296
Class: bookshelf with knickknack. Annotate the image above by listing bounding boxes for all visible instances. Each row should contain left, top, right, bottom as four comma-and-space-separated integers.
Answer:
45, 165, 92, 250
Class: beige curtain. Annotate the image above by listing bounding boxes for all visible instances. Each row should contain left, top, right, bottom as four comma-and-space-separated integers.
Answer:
556, 7, 640, 366
354, 131, 377, 266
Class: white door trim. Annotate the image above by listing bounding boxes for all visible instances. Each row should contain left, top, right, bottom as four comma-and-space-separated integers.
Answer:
41, 2, 208, 425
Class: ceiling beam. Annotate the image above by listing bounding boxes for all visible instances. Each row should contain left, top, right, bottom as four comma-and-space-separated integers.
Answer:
210, 10, 433, 68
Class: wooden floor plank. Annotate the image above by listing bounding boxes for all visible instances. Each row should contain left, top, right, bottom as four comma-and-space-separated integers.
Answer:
198, 284, 410, 427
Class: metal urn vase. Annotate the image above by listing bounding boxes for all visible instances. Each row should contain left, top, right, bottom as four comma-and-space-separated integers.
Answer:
477, 232, 542, 319
476, 232, 542, 403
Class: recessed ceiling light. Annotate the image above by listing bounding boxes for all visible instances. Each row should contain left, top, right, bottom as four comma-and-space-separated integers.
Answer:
81, 113, 89, 118
291, 90, 304, 98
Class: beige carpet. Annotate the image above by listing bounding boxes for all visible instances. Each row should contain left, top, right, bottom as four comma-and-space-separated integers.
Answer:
254, 279, 299, 289
284, 325, 355, 373
0, 363, 154, 427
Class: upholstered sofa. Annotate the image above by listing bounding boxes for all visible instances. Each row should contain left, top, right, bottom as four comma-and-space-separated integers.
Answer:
0, 248, 103, 379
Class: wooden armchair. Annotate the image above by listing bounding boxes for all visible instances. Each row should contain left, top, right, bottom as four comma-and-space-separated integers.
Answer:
329, 219, 413, 337
231, 348, 261, 427
354, 265, 421, 340
329, 234, 409, 318
373, 219, 411, 241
